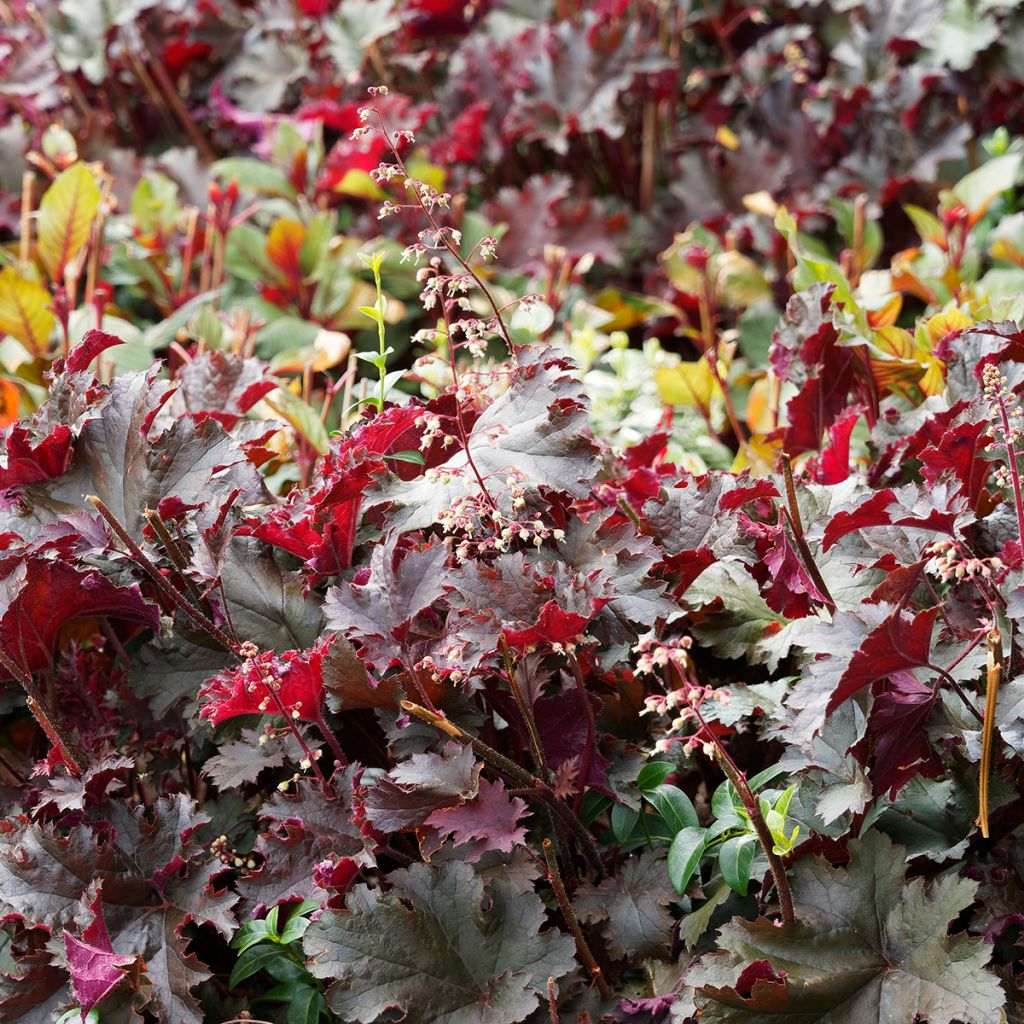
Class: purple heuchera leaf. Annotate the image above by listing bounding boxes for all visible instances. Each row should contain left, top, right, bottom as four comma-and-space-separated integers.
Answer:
63, 883, 138, 1018
423, 778, 529, 861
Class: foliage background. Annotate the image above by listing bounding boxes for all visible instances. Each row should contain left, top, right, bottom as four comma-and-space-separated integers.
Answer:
3, 1, 1024, 1023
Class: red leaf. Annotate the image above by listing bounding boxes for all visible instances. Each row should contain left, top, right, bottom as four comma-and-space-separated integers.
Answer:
0, 423, 73, 490
423, 778, 529, 862
827, 606, 939, 717
199, 638, 331, 726
63, 884, 138, 1016
821, 487, 961, 551
65, 329, 124, 375
852, 671, 941, 797
501, 600, 594, 650
0, 558, 160, 676
741, 514, 827, 618
806, 404, 863, 484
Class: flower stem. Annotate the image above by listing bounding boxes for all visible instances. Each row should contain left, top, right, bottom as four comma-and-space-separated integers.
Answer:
568, 654, 597, 815
89, 495, 239, 656
543, 838, 611, 1000
978, 628, 1003, 838
401, 700, 603, 875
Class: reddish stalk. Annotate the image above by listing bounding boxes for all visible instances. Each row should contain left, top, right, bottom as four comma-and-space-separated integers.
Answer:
372, 108, 517, 361
978, 628, 1003, 838
679, 665, 795, 925
543, 838, 611, 999
439, 296, 497, 509
568, 654, 597, 815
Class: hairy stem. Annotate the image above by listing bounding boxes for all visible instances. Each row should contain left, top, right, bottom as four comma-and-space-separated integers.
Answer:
568, 654, 597, 815
543, 839, 611, 999
500, 636, 548, 775
979, 628, 1003, 839
374, 109, 517, 360
89, 496, 239, 655
401, 700, 603, 875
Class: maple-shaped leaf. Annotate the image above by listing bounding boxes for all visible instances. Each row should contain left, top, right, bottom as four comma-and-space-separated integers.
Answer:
687, 831, 1004, 1023
502, 600, 593, 649
34, 755, 133, 816
0, 931, 66, 1024
487, 174, 629, 272
324, 538, 449, 653
786, 605, 938, 743
819, 481, 968, 555
541, 512, 676, 642
38, 368, 266, 535
0, 557, 160, 677
684, 560, 792, 670
740, 513, 828, 618
365, 743, 480, 834
64, 882, 139, 1016
422, 778, 529, 862
507, 14, 671, 156
202, 729, 297, 789
245, 404, 423, 584
238, 772, 367, 908
368, 352, 599, 533
0, 796, 236, 1024
171, 350, 275, 428
574, 850, 674, 960
642, 473, 778, 593
304, 859, 577, 1024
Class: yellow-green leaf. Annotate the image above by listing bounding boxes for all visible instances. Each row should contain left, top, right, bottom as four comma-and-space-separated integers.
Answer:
0, 267, 55, 354
656, 359, 720, 409
37, 161, 101, 281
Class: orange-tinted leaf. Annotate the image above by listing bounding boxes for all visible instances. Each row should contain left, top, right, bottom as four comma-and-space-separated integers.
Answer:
0, 378, 20, 427
866, 293, 902, 329
0, 267, 55, 354
37, 161, 101, 281
266, 218, 307, 281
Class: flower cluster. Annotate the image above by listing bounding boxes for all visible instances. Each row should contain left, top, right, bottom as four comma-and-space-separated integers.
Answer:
198, 642, 328, 726
924, 539, 1004, 583
434, 475, 565, 561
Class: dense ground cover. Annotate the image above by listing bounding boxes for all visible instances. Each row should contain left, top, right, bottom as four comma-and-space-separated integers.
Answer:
4, 1, 1024, 1022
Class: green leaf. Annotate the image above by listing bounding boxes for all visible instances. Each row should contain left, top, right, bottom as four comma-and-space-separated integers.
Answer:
688, 831, 1004, 1024
213, 157, 298, 200
385, 450, 426, 466
229, 942, 288, 989
37, 161, 101, 280
266, 386, 330, 454
611, 802, 640, 843
647, 784, 699, 834
953, 152, 1023, 217
231, 918, 275, 953
667, 826, 706, 893
279, 913, 313, 946
747, 764, 789, 792
304, 860, 576, 1024
718, 835, 756, 895
636, 761, 675, 792
574, 850, 675, 960
288, 984, 324, 1024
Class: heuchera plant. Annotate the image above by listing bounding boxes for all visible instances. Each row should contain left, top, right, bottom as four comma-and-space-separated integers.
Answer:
3, 14, 1024, 1024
